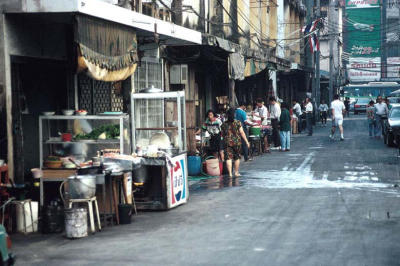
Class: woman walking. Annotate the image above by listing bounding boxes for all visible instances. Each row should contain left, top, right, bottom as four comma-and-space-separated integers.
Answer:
366, 100, 376, 138
221, 108, 250, 177
279, 102, 292, 152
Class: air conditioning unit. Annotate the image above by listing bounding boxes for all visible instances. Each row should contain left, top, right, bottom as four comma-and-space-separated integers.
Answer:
170, 64, 188, 84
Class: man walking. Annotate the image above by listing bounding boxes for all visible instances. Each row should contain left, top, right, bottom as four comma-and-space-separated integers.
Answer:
305, 97, 313, 136
329, 94, 346, 141
235, 102, 252, 161
374, 95, 389, 139
269, 97, 281, 148
344, 97, 350, 117
292, 99, 302, 133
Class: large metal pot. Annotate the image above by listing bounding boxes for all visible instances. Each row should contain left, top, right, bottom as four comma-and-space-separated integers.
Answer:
68, 175, 96, 199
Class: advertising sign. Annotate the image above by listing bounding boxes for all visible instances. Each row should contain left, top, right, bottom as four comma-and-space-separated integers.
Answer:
348, 57, 381, 82
167, 154, 188, 209
346, 0, 380, 8
387, 57, 400, 78
345, 8, 381, 57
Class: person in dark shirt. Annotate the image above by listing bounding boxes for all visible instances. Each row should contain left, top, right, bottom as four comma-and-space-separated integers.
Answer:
279, 102, 292, 151
344, 97, 350, 117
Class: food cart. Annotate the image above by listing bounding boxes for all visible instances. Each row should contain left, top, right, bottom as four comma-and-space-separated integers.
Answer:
38, 114, 131, 207
130, 90, 188, 210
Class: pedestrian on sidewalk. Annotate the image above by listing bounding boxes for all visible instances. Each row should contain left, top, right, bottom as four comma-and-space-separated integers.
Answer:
253, 98, 270, 153
366, 100, 376, 138
269, 97, 281, 148
305, 97, 313, 136
235, 102, 253, 161
344, 97, 350, 117
374, 96, 389, 139
329, 94, 346, 141
279, 102, 291, 152
319, 100, 329, 126
222, 108, 250, 177
292, 99, 302, 133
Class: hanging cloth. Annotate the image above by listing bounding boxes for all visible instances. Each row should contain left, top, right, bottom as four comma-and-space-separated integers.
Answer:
75, 15, 138, 82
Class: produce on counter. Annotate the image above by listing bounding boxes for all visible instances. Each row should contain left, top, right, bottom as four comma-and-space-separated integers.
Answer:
74, 124, 120, 140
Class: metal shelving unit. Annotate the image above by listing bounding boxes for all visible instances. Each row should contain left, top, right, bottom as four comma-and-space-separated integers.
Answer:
39, 114, 130, 169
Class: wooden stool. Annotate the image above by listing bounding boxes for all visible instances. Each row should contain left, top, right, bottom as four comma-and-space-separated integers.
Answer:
67, 197, 101, 233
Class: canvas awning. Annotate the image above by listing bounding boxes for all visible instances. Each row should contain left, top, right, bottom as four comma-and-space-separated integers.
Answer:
75, 15, 138, 82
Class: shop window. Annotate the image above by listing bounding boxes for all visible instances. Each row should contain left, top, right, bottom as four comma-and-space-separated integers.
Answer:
134, 58, 163, 92
133, 58, 164, 142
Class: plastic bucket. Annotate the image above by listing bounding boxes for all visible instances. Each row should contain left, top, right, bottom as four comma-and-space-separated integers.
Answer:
188, 156, 201, 176
64, 208, 88, 238
250, 127, 261, 136
206, 158, 221, 176
118, 204, 133, 224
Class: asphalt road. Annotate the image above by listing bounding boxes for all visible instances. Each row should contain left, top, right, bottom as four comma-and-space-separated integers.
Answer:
12, 116, 400, 266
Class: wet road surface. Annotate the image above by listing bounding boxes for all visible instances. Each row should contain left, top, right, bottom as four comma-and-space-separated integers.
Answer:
12, 116, 400, 265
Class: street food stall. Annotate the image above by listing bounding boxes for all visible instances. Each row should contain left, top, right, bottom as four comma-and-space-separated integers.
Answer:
38, 113, 131, 208
131, 90, 188, 210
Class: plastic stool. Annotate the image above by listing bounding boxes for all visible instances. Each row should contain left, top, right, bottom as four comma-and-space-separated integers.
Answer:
67, 197, 101, 233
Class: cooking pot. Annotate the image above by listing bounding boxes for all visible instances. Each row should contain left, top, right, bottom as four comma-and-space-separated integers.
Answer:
68, 175, 96, 199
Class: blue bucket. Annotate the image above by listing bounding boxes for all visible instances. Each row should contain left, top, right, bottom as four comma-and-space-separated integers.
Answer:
188, 156, 202, 176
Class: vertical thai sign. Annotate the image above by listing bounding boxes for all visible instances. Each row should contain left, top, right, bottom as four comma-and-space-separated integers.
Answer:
345, 1, 382, 82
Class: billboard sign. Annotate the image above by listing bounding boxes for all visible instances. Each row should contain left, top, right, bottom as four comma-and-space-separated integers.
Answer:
346, 0, 380, 8
387, 57, 400, 78
348, 57, 381, 82
345, 7, 381, 57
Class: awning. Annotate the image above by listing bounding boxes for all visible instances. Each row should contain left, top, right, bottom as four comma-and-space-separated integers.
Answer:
244, 59, 276, 77
76, 15, 138, 81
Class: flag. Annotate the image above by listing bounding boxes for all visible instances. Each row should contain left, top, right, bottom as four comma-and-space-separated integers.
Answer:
302, 18, 320, 35
309, 33, 320, 53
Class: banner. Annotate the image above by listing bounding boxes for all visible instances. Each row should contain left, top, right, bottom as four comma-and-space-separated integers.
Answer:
346, 0, 380, 8
345, 8, 381, 57
348, 57, 381, 82
387, 57, 400, 78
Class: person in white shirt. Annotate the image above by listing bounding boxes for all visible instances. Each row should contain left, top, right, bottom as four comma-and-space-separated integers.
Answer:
319, 100, 329, 126
253, 98, 271, 152
305, 97, 313, 136
292, 99, 303, 133
374, 95, 389, 138
329, 94, 346, 141
269, 97, 281, 148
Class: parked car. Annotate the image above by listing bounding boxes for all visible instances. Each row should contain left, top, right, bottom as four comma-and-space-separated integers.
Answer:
383, 105, 400, 147
354, 98, 371, 114
0, 225, 14, 266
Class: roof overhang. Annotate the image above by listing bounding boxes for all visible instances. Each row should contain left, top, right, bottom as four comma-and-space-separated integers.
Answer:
2, 0, 202, 45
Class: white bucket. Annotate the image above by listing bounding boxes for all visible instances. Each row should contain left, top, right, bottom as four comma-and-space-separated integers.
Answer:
64, 208, 88, 239
16, 200, 39, 233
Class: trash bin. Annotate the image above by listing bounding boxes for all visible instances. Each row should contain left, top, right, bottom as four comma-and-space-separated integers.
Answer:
118, 204, 133, 224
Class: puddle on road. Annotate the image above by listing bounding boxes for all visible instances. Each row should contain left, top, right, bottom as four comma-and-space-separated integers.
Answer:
192, 152, 397, 193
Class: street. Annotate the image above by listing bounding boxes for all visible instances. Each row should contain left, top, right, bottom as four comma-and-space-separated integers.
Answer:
12, 116, 400, 266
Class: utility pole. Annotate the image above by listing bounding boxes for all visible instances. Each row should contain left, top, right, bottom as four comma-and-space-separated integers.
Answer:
315, 0, 321, 117
328, 0, 334, 103
306, 0, 314, 98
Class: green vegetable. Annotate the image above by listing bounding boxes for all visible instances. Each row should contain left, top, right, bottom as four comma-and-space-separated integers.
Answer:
74, 125, 120, 140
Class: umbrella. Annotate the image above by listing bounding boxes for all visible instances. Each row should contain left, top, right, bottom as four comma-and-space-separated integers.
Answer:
390, 89, 400, 95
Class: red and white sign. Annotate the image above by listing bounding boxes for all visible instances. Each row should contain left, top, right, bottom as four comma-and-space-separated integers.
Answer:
348, 57, 381, 82
387, 57, 400, 78
166, 154, 188, 209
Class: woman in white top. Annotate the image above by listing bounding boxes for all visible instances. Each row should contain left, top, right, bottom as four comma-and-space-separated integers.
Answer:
319, 100, 329, 126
